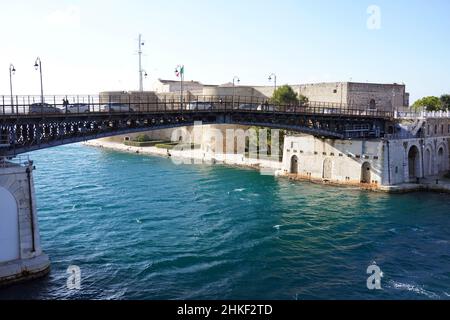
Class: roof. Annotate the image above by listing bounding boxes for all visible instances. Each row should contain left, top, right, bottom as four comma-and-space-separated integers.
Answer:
157, 79, 203, 85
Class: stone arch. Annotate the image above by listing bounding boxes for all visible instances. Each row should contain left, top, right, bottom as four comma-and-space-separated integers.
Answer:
361, 162, 372, 184
290, 155, 299, 174
424, 145, 433, 176
436, 143, 448, 173
323, 158, 333, 180
407, 145, 421, 180
0, 186, 20, 263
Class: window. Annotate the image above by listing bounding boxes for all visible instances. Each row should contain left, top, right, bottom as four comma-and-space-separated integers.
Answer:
333, 89, 338, 94
369, 99, 376, 110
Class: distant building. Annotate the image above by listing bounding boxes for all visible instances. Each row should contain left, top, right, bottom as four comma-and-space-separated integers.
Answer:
295, 82, 410, 111
255, 82, 410, 111
150, 79, 410, 111
153, 79, 205, 94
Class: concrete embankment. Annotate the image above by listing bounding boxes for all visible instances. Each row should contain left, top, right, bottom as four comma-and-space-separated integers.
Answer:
83, 139, 283, 174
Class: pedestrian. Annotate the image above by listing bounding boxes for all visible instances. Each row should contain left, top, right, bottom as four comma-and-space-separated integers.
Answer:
63, 98, 69, 112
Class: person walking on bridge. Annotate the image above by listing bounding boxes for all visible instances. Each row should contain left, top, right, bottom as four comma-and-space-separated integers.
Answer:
62, 98, 69, 112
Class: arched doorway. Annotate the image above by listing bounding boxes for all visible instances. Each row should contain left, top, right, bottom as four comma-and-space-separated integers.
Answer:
437, 147, 445, 173
361, 162, 371, 183
424, 147, 432, 176
323, 158, 333, 180
0, 187, 20, 263
369, 99, 376, 110
408, 145, 421, 180
290, 155, 299, 174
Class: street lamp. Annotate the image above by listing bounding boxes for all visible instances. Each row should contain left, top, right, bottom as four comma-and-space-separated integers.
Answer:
232, 76, 240, 109
141, 70, 148, 90
138, 34, 145, 92
34, 57, 44, 104
268, 73, 277, 92
9, 64, 16, 113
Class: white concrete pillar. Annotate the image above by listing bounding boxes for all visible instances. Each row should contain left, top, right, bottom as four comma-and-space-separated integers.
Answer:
0, 159, 50, 286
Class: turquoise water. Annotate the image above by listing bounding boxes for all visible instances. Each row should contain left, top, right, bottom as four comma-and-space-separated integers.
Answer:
1, 143, 450, 300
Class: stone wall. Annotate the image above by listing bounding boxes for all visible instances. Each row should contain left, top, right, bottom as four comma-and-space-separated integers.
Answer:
347, 82, 407, 111
282, 135, 384, 186
0, 163, 50, 285
202, 86, 267, 100
282, 133, 450, 187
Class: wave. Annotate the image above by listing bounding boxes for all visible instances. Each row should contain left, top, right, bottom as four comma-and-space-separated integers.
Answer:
389, 280, 440, 299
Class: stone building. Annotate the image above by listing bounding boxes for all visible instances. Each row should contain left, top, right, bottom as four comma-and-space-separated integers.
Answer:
152, 79, 205, 94
151, 79, 410, 112
282, 116, 450, 187
254, 82, 410, 111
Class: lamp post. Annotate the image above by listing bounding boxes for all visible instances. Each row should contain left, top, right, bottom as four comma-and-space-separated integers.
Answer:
138, 34, 145, 92
232, 76, 240, 109
268, 73, 277, 93
141, 70, 148, 90
34, 57, 44, 104
9, 64, 16, 113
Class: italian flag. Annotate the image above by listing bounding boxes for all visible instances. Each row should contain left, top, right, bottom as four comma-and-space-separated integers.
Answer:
175, 65, 184, 78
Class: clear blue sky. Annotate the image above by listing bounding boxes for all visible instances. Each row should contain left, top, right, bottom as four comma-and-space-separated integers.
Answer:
1, 0, 449, 102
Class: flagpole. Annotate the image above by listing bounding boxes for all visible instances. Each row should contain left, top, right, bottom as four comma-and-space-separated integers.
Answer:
176, 64, 184, 111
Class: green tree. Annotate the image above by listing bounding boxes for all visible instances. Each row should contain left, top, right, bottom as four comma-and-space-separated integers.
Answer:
271, 85, 299, 105
440, 94, 450, 110
299, 94, 309, 106
412, 96, 442, 111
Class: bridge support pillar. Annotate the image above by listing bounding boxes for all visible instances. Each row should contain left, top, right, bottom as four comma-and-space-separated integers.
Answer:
0, 159, 50, 287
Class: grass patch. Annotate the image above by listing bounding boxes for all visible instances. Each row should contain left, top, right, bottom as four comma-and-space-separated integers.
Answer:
124, 140, 166, 147
155, 143, 201, 150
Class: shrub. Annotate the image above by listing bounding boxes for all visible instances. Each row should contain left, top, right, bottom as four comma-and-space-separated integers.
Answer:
133, 134, 151, 142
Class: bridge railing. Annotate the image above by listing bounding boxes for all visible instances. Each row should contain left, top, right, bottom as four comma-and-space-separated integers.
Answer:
0, 94, 394, 119
0, 155, 31, 168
